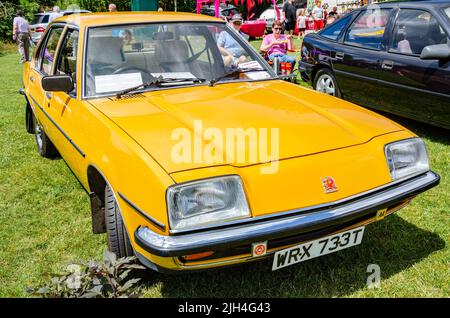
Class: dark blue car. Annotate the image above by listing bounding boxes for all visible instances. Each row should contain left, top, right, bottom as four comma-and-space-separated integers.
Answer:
300, 0, 450, 129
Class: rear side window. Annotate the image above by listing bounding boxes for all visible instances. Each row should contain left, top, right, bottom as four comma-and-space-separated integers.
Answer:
41, 15, 49, 24
320, 15, 352, 40
344, 9, 392, 50
390, 9, 448, 55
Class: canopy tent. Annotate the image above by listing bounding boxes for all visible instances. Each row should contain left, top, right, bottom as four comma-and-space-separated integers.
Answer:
196, 0, 280, 20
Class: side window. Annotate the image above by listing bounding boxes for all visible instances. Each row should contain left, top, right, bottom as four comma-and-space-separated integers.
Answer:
320, 15, 352, 40
344, 9, 392, 50
390, 9, 448, 55
41, 27, 64, 75
56, 29, 79, 94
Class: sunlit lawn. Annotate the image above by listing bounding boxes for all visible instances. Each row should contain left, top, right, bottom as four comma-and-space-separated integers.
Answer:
0, 45, 448, 297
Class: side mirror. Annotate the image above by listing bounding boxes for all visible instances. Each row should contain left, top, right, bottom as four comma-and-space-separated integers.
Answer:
42, 74, 74, 92
420, 44, 450, 61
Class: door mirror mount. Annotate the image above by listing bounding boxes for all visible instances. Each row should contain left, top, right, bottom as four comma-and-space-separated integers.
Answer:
420, 44, 450, 61
42, 74, 74, 93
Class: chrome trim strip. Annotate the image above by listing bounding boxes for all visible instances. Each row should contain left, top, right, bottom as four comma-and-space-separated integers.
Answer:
135, 171, 439, 257
169, 169, 424, 235
29, 94, 86, 157
118, 192, 166, 231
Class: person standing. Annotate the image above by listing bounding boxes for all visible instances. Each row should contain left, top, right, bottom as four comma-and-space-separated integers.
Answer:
48, 6, 63, 22
329, 6, 339, 18
327, 6, 339, 25
312, 0, 324, 31
12, 10, 31, 63
283, 0, 297, 35
322, 4, 328, 27
109, 3, 117, 12
296, 9, 307, 38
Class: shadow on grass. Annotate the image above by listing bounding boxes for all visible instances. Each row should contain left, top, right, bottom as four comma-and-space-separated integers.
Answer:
135, 214, 445, 297
374, 111, 450, 146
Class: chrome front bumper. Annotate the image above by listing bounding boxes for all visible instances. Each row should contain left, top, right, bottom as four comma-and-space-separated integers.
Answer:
135, 171, 439, 258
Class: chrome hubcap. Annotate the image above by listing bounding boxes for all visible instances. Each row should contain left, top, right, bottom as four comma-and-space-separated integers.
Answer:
35, 121, 43, 149
316, 74, 336, 96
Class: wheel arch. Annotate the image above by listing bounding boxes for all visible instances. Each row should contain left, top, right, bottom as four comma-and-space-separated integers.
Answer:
311, 64, 342, 98
23, 93, 35, 134
87, 165, 108, 234
311, 63, 333, 84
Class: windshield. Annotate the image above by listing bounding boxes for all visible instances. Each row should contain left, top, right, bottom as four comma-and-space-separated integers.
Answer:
445, 7, 450, 20
84, 22, 274, 97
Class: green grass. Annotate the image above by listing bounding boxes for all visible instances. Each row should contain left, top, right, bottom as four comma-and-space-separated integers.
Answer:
0, 46, 448, 298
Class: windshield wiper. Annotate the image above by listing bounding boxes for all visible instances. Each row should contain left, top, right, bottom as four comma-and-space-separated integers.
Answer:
116, 76, 207, 99
208, 68, 267, 87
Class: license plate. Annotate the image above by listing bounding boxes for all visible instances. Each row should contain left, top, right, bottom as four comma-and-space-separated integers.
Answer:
272, 226, 365, 271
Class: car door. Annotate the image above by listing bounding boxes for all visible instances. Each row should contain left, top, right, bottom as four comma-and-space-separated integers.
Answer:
46, 26, 85, 177
27, 25, 65, 141
332, 8, 393, 109
377, 7, 450, 129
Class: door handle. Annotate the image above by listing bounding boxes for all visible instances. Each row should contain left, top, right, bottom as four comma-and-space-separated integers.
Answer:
381, 61, 394, 71
29, 76, 34, 82
46, 92, 52, 100
335, 52, 345, 60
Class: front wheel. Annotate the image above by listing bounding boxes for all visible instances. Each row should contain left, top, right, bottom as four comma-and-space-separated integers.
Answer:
105, 185, 134, 258
313, 68, 341, 98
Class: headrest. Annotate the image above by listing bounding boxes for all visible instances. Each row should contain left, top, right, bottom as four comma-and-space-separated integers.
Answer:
153, 31, 174, 41
427, 21, 446, 45
155, 40, 189, 64
404, 19, 426, 38
87, 36, 124, 65
403, 19, 428, 54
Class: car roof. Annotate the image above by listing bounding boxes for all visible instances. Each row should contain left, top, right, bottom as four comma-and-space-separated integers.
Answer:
57, 11, 223, 27
35, 10, 89, 15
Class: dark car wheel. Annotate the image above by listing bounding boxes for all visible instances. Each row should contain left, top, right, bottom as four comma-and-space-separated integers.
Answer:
105, 185, 134, 258
313, 68, 341, 98
25, 104, 34, 134
32, 113, 59, 158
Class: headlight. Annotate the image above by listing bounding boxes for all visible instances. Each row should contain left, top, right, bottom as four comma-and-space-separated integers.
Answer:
167, 175, 250, 231
385, 138, 429, 181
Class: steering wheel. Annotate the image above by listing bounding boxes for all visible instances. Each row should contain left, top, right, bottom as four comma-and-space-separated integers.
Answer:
112, 66, 150, 75
186, 47, 208, 63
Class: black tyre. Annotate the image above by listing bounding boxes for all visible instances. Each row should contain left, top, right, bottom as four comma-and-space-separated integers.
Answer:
32, 112, 59, 158
105, 185, 134, 258
313, 68, 341, 98
25, 104, 34, 134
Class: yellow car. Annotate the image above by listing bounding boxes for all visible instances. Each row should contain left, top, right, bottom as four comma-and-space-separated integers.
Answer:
20, 12, 439, 272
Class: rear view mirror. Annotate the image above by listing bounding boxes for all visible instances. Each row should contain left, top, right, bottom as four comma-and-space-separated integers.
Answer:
42, 74, 74, 92
420, 44, 450, 61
